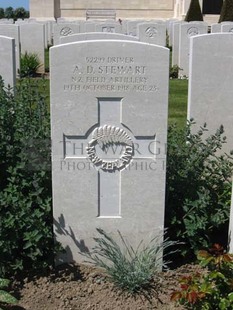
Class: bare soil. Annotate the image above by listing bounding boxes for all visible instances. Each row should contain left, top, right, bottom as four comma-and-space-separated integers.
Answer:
5, 263, 205, 310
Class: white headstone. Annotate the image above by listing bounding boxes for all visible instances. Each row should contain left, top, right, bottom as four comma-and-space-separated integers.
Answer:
211, 23, 221, 33
0, 24, 20, 75
0, 19, 14, 24
172, 21, 183, 67
83, 21, 96, 33
60, 33, 139, 44
179, 22, 208, 77
53, 23, 80, 45
167, 18, 179, 46
221, 22, 233, 33
137, 22, 166, 46
127, 20, 144, 36
20, 23, 45, 73
188, 33, 233, 155
50, 40, 169, 263
0, 36, 16, 88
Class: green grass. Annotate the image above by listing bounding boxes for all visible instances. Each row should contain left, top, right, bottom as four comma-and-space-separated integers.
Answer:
16, 77, 188, 128
169, 79, 188, 128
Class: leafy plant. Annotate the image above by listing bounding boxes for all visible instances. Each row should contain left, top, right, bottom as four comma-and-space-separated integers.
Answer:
4, 7, 14, 19
14, 7, 29, 20
169, 65, 181, 79
171, 244, 233, 309
0, 76, 58, 277
165, 121, 233, 265
0, 278, 18, 309
84, 228, 178, 294
19, 52, 41, 77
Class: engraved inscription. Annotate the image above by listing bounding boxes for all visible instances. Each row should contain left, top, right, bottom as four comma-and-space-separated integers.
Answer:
86, 125, 134, 171
229, 28, 233, 33
145, 27, 158, 38
60, 27, 73, 36
102, 26, 115, 33
64, 56, 158, 93
187, 27, 199, 37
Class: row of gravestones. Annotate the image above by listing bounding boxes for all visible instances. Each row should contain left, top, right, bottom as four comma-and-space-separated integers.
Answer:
171, 21, 233, 77
1, 17, 233, 83
49, 33, 233, 263
0, 18, 177, 86
0, 25, 233, 259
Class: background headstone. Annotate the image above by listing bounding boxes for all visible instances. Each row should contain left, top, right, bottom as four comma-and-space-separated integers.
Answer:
179, 22, 208, 77
211, 23, 221, 33
60, 32, 139, 44
137, 22, 166, 46
53, 23, 80, 45
95, 22, 122, 33
83, 21, 96, 33
127, 20, 144, 36
221, 22, 233, 33
20, 23, 45, 73
0, 25, 20, 75
188, 33, 233, 155
0, 36, 16, 88
172, 21, 184, 67
50, 40, 169, 263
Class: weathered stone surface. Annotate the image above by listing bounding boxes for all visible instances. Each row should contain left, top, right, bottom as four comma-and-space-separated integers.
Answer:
50, 40, 169, 263
19, 23, 45, 73
0, 25, 20, 75
60, 32, 138, 44
137, 22, 166, 46
0, 35, 16, 88
188, 33, 233, 155
179, 22, 208, 77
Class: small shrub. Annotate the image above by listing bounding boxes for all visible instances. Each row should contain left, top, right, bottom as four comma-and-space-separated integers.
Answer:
0, 278, 18, 308
19, 52, 41, 77
171, 244, 233, 309
84, 228, 178, 294
165, 121, 233, 265
170, 65, 181, 79
0, 77, 57, 277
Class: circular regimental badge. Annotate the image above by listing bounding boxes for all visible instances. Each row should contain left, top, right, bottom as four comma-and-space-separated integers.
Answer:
86, 125, 134, 171
60, 27, 73, 36
145, 27, 158, 38
187, 27, 199, 37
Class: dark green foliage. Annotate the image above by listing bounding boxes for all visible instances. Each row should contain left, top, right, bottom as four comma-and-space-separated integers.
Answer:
165, 122, 233, 265
0, 6, 29, 20
0, 77, 56, 277
170, 65, 181, 79
0, 8, 4, 19
84, 228, 178, 294
14, 7, 29, 20
0, 278, 18, 307
3, 7, 14, 19
19, 52, 41, 77
219, 0, 233, 22
185, 0, 203, 22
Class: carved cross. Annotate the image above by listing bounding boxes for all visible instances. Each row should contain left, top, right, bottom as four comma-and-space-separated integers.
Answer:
63, 98, 156, 217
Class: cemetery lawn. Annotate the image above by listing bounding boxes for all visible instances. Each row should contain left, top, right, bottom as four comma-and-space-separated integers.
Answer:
168, 79, 188, 128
